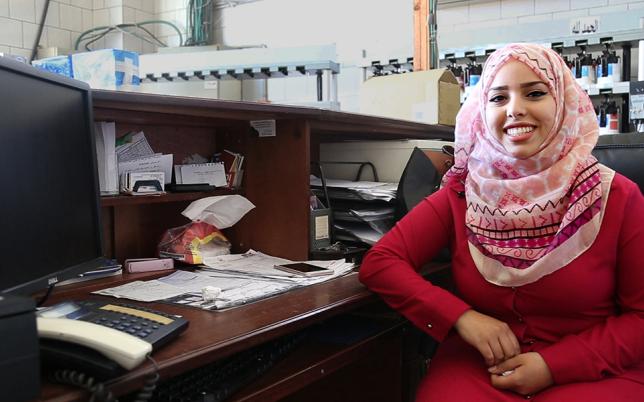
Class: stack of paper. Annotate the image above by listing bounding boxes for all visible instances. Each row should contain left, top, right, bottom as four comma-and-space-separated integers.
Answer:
92, 250, 354, 310
94, 122, 118, 195
115, 132, 173, 185
174, 162, 227, 187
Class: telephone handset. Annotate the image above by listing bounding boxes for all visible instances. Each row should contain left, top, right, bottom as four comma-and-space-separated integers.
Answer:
38, 299, 189, 379
37, 318, 152, 369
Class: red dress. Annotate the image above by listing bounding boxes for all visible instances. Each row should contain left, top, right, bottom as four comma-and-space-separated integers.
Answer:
359, 173, 644, 401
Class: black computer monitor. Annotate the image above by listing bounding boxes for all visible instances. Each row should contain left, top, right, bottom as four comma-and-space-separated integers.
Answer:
0, 57, 104, 296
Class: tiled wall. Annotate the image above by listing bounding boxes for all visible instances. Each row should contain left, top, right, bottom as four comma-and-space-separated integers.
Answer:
0, 0, 160, 59
437, 0, 644, 42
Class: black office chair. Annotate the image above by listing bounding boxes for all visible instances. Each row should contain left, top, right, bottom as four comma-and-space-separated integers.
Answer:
592, 133, 644, 192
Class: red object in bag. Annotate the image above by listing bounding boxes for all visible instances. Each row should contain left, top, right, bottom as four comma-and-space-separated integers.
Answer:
158, 221, 231, 264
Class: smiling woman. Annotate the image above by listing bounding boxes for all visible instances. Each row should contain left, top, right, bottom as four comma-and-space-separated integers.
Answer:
359, 43, 644, 402
484, 61, 556, 159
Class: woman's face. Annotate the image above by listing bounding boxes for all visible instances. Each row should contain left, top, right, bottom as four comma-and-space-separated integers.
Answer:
484, 60, 556, 159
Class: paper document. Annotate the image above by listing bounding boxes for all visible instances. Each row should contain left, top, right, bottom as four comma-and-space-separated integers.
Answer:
177, 162, 227, 187
93, 250, 355, 310
118, 153, 173, 184
94, 122, 118, 194
116, 131, 155, 162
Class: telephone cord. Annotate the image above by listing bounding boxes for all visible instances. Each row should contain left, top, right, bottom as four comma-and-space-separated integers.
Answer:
51, 355, 159, 402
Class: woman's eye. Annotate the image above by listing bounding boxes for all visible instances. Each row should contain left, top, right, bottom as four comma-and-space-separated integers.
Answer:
489, 95, 505, 103
527, 90, 547, 98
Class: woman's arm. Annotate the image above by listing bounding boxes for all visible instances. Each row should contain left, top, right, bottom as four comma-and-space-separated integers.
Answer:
359, 187, 471, 342
538, 181, 644, 384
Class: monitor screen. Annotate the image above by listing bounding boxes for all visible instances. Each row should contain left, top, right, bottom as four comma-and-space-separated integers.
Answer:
0, 57, 104, 295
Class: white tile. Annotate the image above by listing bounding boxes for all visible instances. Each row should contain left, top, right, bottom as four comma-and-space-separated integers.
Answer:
140, 39, 154, 54
82, 8, 92, 30
104, 0, 121, 7
9, 46, 30, 57
93, 0, 104, 8
469, 1, 501, 22
70, 30, 80, 49
553, 9, 589, 19
140, 0, 153, 13
122, 32, 141, 52
109, 6, 122, 24
608, 0, 630, 4
501, 0, 534, 18
58, 0, 71, 4
571, 0, 607, 8
46, 26, 71, 50
36, 0, 59, 27
453, 17, 517, 32
135, 9, 151, 23
104, 31, 122, 48
518, 13, 554, 24
628, 1, 644, 9
436, 7, 468, 29
23, 21, 46, 49
123, 0, 141, 10
0, 0, 8, 17
122, 5, 134, 22
9, 0, 35, 22
589, 4, 628, 13
536, 0, 570, 13
165, 33, 180, 47
70, 0, 92, 9
0, 16, 22, 46
94, 8, 108, 25
59, 4, 82, 31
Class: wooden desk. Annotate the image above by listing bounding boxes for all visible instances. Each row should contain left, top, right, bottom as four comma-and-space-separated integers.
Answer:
38, 262, 449, 402
37, 93, 454, 401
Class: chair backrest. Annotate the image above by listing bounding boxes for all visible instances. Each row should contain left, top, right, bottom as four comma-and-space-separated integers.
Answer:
592, 133, 644, 193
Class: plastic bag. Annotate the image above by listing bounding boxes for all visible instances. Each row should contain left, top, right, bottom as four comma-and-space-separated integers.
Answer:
158, 195, 255, 264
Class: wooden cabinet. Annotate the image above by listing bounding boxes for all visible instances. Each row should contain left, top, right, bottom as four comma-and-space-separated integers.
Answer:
92, 90, 453, 263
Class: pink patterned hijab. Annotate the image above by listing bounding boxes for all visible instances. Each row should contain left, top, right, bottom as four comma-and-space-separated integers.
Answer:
443, 43, 615, 286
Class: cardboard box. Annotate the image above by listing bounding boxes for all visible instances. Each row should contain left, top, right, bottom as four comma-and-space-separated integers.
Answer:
32, 55, 73, 77
32, 49, 140, 90
320, 139, 453, 183
72, 49, 140, 90
360, 69, 460, 126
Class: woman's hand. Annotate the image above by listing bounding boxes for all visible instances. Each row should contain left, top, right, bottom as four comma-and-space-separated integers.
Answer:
454, 309, 521, 366
489, 352, 554, 396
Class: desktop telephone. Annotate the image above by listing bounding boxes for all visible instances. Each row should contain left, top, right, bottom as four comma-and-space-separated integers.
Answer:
38, 299, 189, 380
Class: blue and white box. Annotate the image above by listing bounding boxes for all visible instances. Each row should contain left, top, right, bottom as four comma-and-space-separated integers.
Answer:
31, 55, 73, 77
72, 49, 140, 90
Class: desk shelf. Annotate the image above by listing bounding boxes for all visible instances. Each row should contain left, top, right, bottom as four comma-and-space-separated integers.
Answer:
100, 189, 241, 207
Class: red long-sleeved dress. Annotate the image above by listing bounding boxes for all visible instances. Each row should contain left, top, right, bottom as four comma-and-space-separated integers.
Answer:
359, 172, 644, 401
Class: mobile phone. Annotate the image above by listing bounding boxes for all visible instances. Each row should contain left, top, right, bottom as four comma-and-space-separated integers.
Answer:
273, 262, 333, 277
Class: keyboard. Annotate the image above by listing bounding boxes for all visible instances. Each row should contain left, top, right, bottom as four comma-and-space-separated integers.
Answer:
144, 331, 305, 402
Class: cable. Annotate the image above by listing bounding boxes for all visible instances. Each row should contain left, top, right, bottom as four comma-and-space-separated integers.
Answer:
51, 369, 115, 402
131, 355, 160, 402
74, 21, 183, 51
36, 284, 55, 307
50, 355, 159, 402
30, 0, 50, 62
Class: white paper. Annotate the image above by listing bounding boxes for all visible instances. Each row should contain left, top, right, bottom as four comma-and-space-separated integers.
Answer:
118, 153, 173, 184
182, 195, 255, 229
180, 162, 227, 187
93, 252, 355, 309
116, 131, 155, 162
94, 122, 118, 194
250, 119, 276, 137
